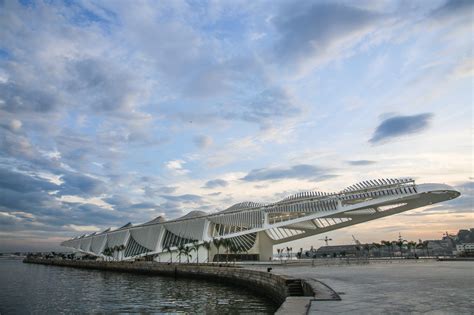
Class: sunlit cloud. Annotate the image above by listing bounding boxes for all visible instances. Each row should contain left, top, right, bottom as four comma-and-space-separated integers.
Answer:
0, 0, 471, 251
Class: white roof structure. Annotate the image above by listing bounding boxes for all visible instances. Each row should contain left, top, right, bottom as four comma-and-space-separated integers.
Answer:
61, 178, 460, 261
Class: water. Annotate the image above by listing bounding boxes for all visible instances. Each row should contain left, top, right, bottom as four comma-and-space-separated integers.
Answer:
0, 259, 277, 314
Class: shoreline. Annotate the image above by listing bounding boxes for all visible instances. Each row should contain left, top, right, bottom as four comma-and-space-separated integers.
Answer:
23, 258, 318, 314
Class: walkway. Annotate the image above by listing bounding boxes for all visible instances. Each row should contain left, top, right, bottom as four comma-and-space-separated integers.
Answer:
247, 260, 474, 314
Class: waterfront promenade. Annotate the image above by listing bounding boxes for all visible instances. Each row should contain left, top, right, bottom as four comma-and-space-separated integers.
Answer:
22, 258, 473, 314
248, 259, 474, 314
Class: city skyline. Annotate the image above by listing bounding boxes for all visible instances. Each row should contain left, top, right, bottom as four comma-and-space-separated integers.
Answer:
0, 0, 472, 252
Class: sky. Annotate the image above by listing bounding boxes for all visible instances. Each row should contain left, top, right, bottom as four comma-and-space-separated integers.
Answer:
0, 0, 472, 252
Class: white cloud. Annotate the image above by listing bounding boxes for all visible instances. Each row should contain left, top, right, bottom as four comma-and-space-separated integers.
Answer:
165, 159, 190, 175
59, 195, 113, 210
64, 224, 100, 232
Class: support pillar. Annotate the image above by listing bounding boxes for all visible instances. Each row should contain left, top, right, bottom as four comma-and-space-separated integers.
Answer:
257, 231, 274, 261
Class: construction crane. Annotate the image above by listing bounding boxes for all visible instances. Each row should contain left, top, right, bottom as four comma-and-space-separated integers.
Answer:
319, 236, 332, 246
352, 235, 361, 245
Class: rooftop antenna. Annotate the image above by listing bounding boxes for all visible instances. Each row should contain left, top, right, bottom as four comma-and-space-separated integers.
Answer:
319, 236, 332, 246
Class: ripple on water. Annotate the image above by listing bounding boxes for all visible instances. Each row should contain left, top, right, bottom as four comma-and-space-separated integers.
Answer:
0, 259, 277, 314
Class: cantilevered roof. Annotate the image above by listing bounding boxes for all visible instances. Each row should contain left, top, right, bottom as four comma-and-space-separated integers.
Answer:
341, 178, 414, 193
178, 210, 207, 219
277, 191, 332, 203
141, 216, 166, 225
118, 222, 133, 230
219, 201, 265, 213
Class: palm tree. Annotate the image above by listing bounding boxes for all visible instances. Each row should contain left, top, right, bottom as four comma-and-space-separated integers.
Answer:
363, 244, 371, 257
192, 241, 202, 264
228, 243, 239, 264
381, 240, 392, 258
394, 239, 407, 258
177, 244, 186, 263
184, 245, 194, 263
103, 247, 112, 261
213, 238, 222, 262
202, 241, 211, 263
416, 240, 425, 257
407, 241, 417, 257
118, 244, 125, 260
111, 246, 118, 260
371, 243, 381, 257
163, 246, 172, 263
423, 240, 431, 257
222, 239, 232, 263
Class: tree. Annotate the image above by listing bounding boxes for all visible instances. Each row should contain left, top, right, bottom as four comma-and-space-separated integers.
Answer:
394, 239, 407, 258
102, 247, 113, 261
164, 246, 172, 263
229, 243, 239, 264
381, 240, 392, 258
213, 238, 223, 262
222, 239, 232, 262
202, 241, 211, 263
407, 241, 417, 257
363, 244, 371, 257
184, 245, 194, 263
117, 244, 125, 260
192, 241, 202, 264
177, 244, 186, 263
371, 243, 381, 257
424, 241, 431, 257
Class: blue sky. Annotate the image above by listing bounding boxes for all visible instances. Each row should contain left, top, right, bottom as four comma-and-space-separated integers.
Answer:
0, 0, 472, 252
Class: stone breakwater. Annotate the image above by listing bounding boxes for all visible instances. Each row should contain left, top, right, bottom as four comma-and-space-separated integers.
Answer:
24, 258, 314, 312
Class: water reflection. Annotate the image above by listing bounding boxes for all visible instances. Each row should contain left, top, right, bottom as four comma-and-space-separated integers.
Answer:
0, 259, 276, 314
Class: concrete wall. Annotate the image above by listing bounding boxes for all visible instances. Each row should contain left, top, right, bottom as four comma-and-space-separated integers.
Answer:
24, 258, 310, 306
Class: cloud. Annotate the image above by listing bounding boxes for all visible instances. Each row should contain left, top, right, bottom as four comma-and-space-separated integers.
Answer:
450, 57, 473, 80
59, 172, 107, 197
144, 186, 178, 197
346, 160, 377, 166
0, 119, 22, 132
65, 58, 146, 115
0, 168, 59, 193
241, 164, 336, 182
160, 194, 203, 203
63, 224, 100, 232
429, 0, 474, 23
369, 113, 433, 144
203, 179, 228, 189
273, 2, 381, 70
157, 186, 178, 194
193, 135, 213, 149
165, 159, 189, 175
219, 86, 301, 129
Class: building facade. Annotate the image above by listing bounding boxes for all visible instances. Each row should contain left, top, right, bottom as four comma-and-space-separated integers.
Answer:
61, 178, 460, 262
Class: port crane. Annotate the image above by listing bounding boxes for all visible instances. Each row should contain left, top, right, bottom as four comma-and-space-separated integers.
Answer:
319, 236, 332, 246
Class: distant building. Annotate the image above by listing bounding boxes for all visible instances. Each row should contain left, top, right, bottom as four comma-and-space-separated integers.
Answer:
456, 229, 474, 243
426, 240, 456, 256
312, 245, 359, 258
456, 243, 474, 257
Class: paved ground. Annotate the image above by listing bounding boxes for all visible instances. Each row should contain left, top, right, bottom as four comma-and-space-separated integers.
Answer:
247, 260, 474, 314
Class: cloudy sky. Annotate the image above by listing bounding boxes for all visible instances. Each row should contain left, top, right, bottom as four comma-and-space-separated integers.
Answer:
0, 0, 472, 252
